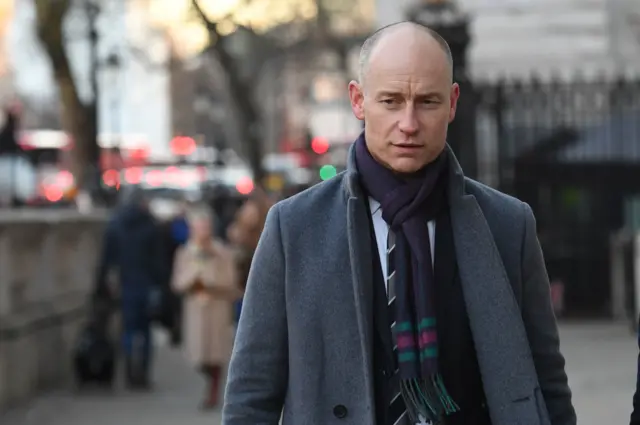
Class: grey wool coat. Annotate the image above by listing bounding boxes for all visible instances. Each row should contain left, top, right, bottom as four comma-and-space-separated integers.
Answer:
222, 145, 577, 425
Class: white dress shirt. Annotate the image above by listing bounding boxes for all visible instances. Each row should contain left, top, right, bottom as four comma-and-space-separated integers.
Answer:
369, 198, 436, 288
369, 198, 435, 425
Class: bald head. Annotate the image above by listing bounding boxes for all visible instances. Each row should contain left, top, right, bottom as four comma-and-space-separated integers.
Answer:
358, 22, 453, 88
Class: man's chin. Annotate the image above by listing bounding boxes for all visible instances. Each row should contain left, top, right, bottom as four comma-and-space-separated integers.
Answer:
387, 158, 426, 174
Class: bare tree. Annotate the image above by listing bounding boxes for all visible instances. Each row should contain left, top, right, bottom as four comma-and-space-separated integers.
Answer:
33, 0, 165, 199
34, 0, 99, 192
190, 0, 367, 187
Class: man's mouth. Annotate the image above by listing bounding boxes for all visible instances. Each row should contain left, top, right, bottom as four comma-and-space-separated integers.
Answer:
394, 143, 422, 148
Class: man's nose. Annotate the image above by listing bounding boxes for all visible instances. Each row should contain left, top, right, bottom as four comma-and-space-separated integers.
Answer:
398, 106, 419, 135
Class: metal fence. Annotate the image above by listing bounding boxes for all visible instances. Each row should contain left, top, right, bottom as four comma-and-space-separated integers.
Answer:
472, 75, 640, 317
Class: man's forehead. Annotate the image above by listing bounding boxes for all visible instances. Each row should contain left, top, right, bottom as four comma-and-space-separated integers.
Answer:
367, 33, 449, 80
366, 55, 450, 90
369, 27, 443, 63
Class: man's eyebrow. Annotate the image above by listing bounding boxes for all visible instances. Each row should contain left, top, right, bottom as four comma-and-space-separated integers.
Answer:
375, 90, 443, 97
375, 90, 402, 97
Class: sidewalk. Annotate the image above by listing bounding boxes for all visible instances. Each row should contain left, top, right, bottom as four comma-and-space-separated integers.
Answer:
1, 335, 222, 425
1, 322, 637, 425
559, 321, 636, 424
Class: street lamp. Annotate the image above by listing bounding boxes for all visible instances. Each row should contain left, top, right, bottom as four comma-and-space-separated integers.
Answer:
407, 0, 478, 178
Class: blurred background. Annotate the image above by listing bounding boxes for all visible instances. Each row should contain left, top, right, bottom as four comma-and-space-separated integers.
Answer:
0, 0, 640, 424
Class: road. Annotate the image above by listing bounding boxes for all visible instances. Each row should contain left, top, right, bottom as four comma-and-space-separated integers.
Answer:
1, 322, 637, 425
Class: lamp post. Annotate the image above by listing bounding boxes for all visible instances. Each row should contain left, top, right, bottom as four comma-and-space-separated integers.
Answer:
407, 0, 478, 179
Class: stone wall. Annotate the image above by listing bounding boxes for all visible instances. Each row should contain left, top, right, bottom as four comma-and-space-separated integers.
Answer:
0, 209, 108, 412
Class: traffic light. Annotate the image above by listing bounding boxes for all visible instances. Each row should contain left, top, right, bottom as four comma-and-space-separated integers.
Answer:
311, 136, 329, 155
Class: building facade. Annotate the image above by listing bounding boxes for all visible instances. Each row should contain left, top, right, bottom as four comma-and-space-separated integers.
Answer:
374, 0, 640, 77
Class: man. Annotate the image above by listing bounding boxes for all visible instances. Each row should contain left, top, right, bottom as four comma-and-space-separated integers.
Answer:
223, 22, 576, 425
96, 187, 164, 390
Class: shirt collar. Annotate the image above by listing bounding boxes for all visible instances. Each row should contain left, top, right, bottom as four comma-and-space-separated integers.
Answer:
368, 197, 381, 215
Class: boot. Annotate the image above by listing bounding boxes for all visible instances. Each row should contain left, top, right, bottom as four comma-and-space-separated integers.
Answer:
201, 365, 221, 409
134, 356, 153, 391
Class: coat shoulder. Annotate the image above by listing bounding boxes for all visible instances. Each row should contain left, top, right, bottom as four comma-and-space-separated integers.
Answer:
464, 177, 526, 218
275, 173, 348, 221
463, 178, 530, 251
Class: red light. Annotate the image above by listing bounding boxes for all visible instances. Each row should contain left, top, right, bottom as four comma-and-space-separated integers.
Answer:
236, 176, 254, 195
102, 169, 119, 187
56, 170, 74, 188
44, 186, 63, 203
129, 147, 149, 159
170, 136, 196, 156
124, 167, 143, 184
311, 137, 330, 155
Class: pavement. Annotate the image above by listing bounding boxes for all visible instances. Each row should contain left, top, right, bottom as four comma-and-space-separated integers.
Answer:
1, 322, 637, 425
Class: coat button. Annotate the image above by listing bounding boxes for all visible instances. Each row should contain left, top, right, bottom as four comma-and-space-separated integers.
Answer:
333, 404, 348, 418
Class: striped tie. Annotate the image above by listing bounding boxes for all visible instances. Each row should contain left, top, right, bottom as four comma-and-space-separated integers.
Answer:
386, 229, 408, 425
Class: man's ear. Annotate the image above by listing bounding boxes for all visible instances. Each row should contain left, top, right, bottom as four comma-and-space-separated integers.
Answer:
448, 82, 460, 123
348, 81, 365, 121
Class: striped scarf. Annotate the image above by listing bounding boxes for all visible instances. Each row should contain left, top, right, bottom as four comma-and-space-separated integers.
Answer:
355, 134, 459, 423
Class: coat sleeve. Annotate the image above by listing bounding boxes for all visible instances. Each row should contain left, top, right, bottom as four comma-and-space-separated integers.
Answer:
95, 220, 118, 298
520, 202, 576, 425
222, 204, 287, 425
201, 243, 243, 301
171, 247, 201, 293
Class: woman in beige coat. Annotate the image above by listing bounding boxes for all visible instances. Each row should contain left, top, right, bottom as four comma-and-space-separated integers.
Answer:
171, 206, 242, 409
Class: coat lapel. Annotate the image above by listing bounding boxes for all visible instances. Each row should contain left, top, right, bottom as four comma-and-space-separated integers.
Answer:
344, 147, 376, 421
446, 147, 539, 418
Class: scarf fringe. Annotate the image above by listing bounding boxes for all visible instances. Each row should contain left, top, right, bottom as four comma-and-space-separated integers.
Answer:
401, 374, 460, 422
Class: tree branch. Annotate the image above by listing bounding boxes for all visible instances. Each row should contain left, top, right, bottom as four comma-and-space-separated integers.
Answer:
34, 0, 98, 189
190, 0, 218, 35
35, 0, 81, 106
191, 0, 264, 182
191, 0, 255, 40
188, 0, 365, 182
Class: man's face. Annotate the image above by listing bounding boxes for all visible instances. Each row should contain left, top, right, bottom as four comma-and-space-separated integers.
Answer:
349, 32, 460, 173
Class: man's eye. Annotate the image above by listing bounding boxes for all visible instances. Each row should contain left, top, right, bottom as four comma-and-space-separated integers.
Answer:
381, 99, 396, 105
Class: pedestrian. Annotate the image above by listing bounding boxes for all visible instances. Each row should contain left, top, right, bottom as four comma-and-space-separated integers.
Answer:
171, 205, 241, 409
226, 189, 274, 289
96, 187, 164, 390
223, 21, 576, 425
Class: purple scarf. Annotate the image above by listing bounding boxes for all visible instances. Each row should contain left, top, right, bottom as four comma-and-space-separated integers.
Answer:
354, 133, 459, 422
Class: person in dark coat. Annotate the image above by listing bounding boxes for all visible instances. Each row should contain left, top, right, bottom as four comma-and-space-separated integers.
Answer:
160, 205, 190, 346
96, 187, 164, 390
